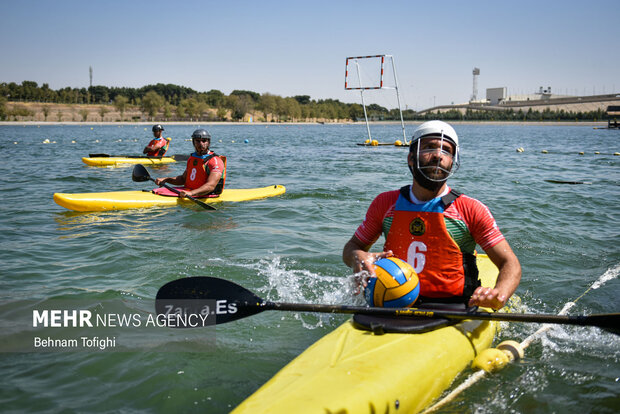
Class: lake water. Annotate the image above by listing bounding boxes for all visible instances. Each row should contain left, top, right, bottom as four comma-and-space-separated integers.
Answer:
0, 123, 619, 413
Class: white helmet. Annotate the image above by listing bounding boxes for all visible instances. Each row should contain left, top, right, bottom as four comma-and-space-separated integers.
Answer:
409, 120, 460, 183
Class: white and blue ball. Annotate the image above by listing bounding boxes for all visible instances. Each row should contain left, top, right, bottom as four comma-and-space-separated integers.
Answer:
364, 257, 420, 308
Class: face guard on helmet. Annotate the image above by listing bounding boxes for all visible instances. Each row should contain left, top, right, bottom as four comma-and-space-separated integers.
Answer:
409, 121, 460, 188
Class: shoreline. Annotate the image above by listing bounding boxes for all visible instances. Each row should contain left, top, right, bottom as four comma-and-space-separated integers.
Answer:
0, 120, 607, 127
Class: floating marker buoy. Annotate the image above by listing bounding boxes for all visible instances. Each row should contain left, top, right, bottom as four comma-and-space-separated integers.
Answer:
541, 150, 548, 154
594, 151, 600, 154
219, 139, 222, 142
614, 152, 619, 156
471, 348, 510, 373
144, 128, 147, 130
244, 139, 249, 143
43, 139, 50, 144
90, 127, 94, 130
371, 140, 379, 146
232, 140, 235, 143
497, 340, 524, 360
95, 140, 99, 143
395, 140, 402, 146
364, 139, 370, 144
71, 140, 76, 143
579, 151, 585, 155
516, 147, 524, 153
14, 141, 18, 144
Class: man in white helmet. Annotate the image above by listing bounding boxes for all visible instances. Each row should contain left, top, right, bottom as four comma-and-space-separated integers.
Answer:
343, 120, 521, 310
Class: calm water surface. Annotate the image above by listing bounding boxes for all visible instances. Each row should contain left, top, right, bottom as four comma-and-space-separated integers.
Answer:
0, 123, 619, 413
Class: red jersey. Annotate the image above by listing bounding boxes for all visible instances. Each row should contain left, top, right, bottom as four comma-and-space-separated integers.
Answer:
355, 187, 504, 252
145, 137, 169, 156
185, 152, 226, 194
354, 186, 505, 298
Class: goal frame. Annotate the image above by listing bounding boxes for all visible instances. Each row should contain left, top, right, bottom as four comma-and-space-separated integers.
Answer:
344, 54, 407, 143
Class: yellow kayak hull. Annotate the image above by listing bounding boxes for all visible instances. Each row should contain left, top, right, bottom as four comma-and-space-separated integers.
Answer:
82, 156, 177, 166
53, 185, 286, 212
233, 255, 498, 414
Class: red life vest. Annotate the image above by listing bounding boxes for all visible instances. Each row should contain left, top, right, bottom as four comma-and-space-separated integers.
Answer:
146, 137, 169, 156
384, 186, 479, 300
184, 152, 227, 194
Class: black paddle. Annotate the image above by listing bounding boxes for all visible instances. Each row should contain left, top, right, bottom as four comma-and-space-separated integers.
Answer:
545, 180, 591, 185
132, 164, 216, 211
155, 276, 620, 335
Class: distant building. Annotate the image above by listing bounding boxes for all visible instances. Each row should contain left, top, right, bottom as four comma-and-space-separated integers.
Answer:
486, 87, 506, 105
606, 106, 620, 129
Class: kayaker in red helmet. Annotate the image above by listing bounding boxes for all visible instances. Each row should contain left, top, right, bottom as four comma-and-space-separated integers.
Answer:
154, 129, 226, 198
143, 124, 170, 156
343, 120, 521, 310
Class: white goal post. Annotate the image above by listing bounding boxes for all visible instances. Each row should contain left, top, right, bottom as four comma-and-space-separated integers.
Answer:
344, 54, 407, 143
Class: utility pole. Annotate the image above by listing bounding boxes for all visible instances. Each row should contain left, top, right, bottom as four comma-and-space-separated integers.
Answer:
89, 66, 93, 104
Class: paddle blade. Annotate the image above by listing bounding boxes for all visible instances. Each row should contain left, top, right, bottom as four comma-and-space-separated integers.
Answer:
132, 164, 151, 182
171, 154, 190, 162
586, 313, 620, 335
155, 276, 265, 327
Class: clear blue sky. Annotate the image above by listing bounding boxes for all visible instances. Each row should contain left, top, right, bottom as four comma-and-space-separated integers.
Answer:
1, 0, 618, 110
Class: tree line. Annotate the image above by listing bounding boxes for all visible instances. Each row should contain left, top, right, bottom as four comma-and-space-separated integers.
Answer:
0, 80, 609, 122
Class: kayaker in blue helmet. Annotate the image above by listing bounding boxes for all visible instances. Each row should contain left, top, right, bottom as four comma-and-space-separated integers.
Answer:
343, 120, 521, 310
154, 129, 226, 198
143, 124, 170, 156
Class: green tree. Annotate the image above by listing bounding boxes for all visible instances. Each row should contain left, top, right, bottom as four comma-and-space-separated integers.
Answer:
42, 105, 50, 121
293, 95, 311, 105
10, 105, 35, 120
227, 94, 253, 120
204, 89, 225, 108
348, 103, 364, 120
176, 103, 186, 119
99, 106, 109, 121
79, 108, 89, 122
141, 90, 164, 120
283, 97, 301, 121
163, 102, 173, 120
258, 93, 277, 121
230, 89, 260, 102
0, 96, 7, 120
216, 107, 228, 120
180, 98, 200, 120
195, 101, 208, 120
21, 81, 39, 100
56, 111, 63, 122
114, 95, 129, 121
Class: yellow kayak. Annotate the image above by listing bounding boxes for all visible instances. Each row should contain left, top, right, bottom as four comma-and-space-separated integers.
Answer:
232, 254, 498, 414
82, 156, 178, 167
54, 185, 286, 212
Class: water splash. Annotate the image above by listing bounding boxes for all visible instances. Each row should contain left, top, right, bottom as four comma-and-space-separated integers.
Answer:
590, 263, 620, 290
238, 256, 364, 329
